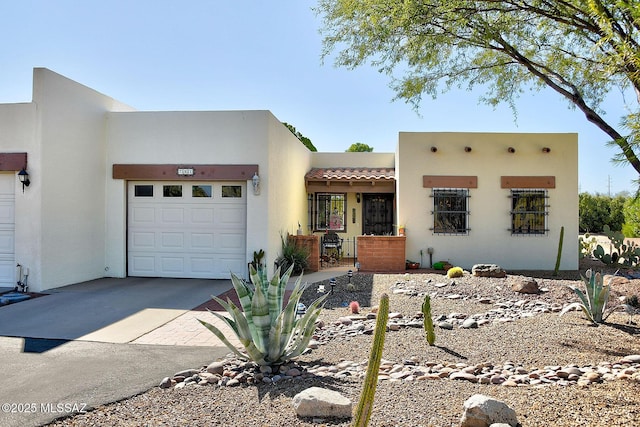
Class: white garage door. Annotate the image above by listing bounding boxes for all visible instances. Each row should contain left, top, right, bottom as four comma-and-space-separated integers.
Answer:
0, 173, 14, 287
127, 181, 246, 279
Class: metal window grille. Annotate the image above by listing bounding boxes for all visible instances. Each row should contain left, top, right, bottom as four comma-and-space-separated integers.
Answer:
430, 188, 470, 235
315, 193, 346, 231
509, 189, 549, 235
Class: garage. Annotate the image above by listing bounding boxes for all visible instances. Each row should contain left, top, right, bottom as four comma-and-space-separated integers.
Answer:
0, 173, 14, 287
127, 181, 246, 279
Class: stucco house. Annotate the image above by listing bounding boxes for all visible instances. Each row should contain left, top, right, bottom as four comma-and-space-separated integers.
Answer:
0, 68, 578, 292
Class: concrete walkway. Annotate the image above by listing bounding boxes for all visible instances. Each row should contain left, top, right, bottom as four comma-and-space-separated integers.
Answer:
0, 267, 350, 427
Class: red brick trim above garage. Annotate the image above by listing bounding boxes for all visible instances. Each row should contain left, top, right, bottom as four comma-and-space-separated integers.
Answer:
112, 164, 259, 180
0, 153, 27, 171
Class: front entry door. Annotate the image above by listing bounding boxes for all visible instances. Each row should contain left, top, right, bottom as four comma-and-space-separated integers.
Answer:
363, 194, 394, 235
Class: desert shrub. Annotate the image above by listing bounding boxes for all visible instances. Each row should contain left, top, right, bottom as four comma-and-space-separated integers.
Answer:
276, 233, 309, 275
446, 266, 464, 278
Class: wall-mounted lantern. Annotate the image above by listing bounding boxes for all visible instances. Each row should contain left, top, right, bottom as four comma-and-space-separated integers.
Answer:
18, 168, 30, 193
508, 147, 516, 153
356, 193, 361, 203
542, 147, 551, 153
252, 172, 261, 195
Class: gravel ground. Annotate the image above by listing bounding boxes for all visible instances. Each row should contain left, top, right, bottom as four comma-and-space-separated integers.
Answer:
50, 259, 640, 427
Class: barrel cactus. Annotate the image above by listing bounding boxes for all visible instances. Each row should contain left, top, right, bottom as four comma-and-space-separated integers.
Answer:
199, 264, 329, 366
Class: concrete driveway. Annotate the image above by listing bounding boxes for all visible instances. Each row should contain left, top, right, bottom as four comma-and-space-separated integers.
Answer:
0, 277, 233, 427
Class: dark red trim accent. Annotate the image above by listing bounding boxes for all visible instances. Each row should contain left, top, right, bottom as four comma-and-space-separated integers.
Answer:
501, 176, 556, 189
112, 164, 259, 180
0, 153, 27, 171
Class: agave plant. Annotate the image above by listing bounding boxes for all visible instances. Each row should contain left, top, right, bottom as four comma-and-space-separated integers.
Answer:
198, 263, 328, 366
560, 269, 618, 324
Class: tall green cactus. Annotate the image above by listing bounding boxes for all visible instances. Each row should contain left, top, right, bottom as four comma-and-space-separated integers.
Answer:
352, 293, 389, 427
422, 294, 436, 346
553, 226, 564, 276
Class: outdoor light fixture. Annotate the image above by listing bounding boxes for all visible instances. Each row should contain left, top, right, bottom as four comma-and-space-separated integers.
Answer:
252, 172, 261, 195
508, 147, 516, 153
329, 277, 337, 294
427, 247, 434, 268
542, 147, 551, 153
347, 269, 353, 283
355, 261, 361, 272
356, 193, 361, 203
464, 146, 472, 152
430, 146, 438, 153
17, 168, 30, 192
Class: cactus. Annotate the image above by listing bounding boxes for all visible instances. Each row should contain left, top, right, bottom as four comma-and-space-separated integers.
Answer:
446, 266, 464, 278
553, 226, 564, 276
593, 225, 640, 266
352, 293, 389, 427
560, 269, 617, 324
422, 294, 436, 346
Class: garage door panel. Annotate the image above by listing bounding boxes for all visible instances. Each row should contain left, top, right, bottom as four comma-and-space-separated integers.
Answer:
128, 181, 246, 279
130, 256, 156, 275
191, 257, 215, 274
161, 232, 185, 249
192, 233, 214, 249
218, 232, 245, 251
216, 206, 245, 226
0, 200, 15, 224
191, 208, 215, 225
130, 207, 155, 226
161, 208, 185, 224
130, 232, 155, 250
0, 230, 14, 255
0, 175, 16, 287
159, 256, 184, 273
0, 259, 14, 284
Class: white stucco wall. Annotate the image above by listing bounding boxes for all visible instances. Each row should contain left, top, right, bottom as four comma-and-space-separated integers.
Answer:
105, 110, 282, 278
30, 69, 134, 291
397, 132, 579, 270
264, 114, 313, 274
0, 102, 38, 288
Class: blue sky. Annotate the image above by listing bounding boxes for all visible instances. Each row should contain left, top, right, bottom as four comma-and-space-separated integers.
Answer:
1, 0, 637, 195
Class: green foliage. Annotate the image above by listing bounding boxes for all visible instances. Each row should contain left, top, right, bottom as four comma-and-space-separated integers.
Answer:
346, 142, 374, 152
276, 233, 309, 276
353, 293, 389, 427
250, 249, 265, 272
198, 264, 329, 366
579, 234, 597, 259
593, 225, 640, 266
623, 197, 640, 238
553, 226, 564, 276
446, 266, 464, 279
422, 295, 435, 346
579, 193, 626, 233
560, 269, 617, 324
283, 122, 317, 152
316, 1, 640, 176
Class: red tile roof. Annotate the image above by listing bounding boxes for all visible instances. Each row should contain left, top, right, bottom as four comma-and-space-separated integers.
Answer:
305, 167, 395, 182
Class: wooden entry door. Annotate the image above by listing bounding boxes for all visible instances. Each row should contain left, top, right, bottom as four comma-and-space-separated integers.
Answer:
363, 194, 394, 235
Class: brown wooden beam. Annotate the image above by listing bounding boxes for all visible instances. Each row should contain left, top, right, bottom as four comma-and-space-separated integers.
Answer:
501, 176, 556, 189
0, 153, 27, 171
423, 175, 478, 188
112, 164, 259, 180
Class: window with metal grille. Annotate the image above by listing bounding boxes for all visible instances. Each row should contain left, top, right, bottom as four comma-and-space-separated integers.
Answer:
510, 189, 548, 235
316, 193, 346, 231
431, 188, 469, 234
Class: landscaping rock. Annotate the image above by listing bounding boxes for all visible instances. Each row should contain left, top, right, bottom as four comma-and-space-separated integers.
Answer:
460, 394, 519, 427
511, 278, 539, 294
472, 264, 507, 278
292, 386, 352, 418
